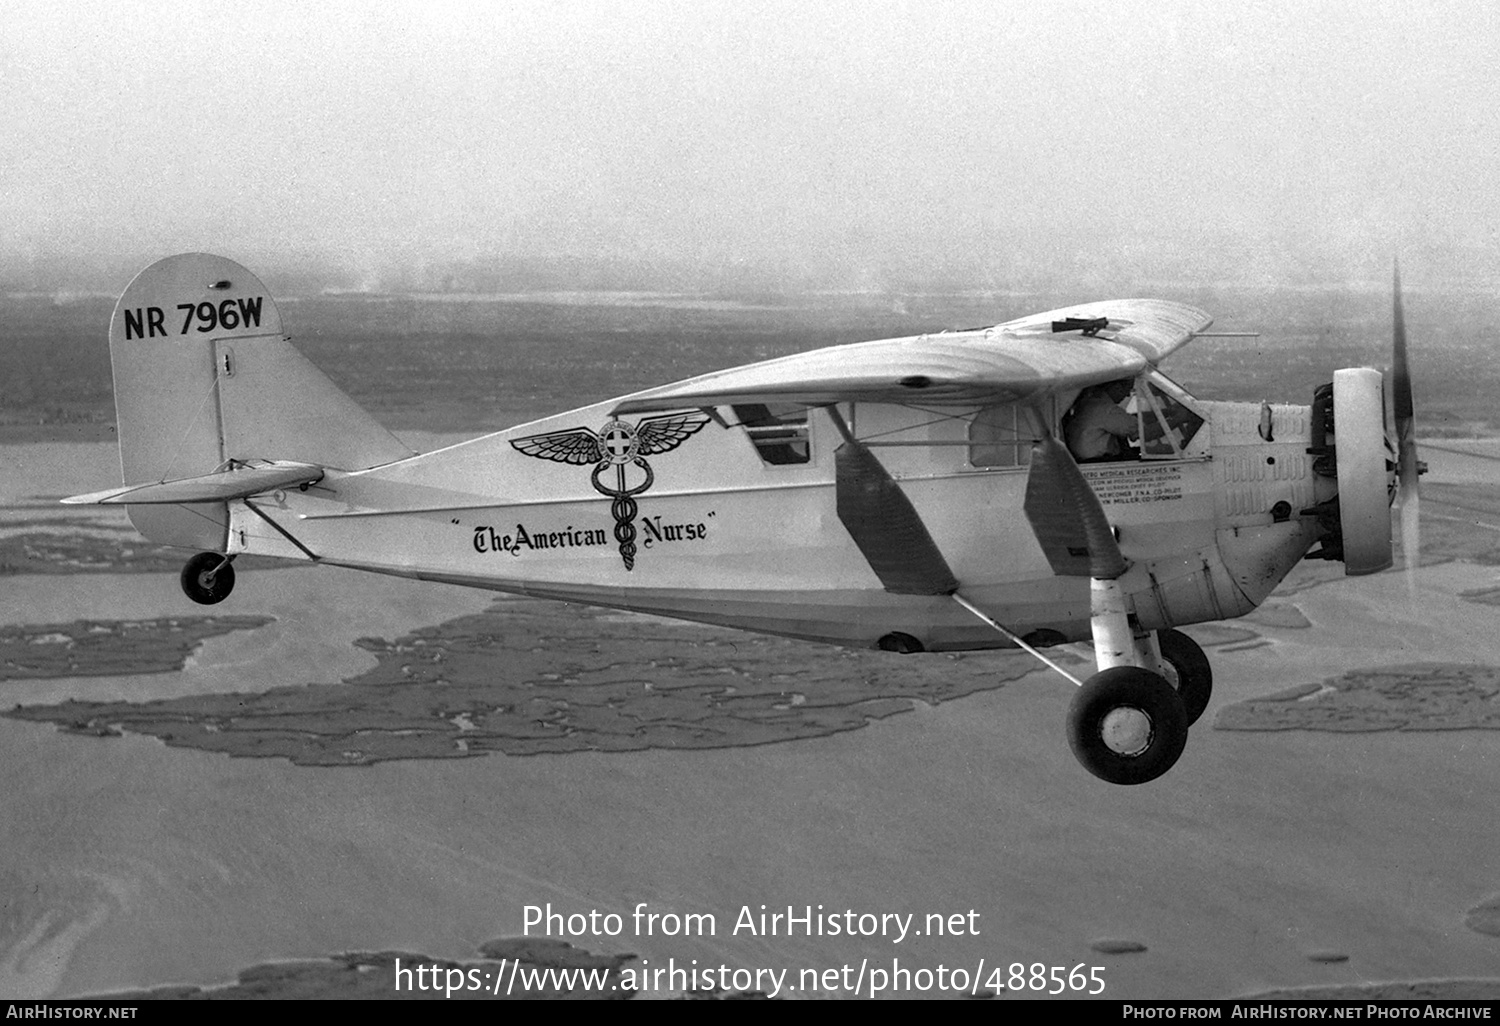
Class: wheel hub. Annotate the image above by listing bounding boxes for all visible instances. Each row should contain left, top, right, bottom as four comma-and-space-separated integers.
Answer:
1100, 706, 1153, 757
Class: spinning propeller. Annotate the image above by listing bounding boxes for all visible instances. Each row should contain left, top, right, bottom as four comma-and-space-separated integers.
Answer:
1391, 262, 1421, 587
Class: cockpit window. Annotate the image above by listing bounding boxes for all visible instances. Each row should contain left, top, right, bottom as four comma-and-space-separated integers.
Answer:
1136, 377, 1204, 458
732, 403, 810, 465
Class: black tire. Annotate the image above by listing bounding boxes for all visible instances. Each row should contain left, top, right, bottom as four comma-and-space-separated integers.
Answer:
1158, 628, 1213, 726
1067, 667, 1188, 785
181, 552, 235, 605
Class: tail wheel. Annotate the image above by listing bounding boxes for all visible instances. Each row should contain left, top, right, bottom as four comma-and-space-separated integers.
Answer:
181, 552, 235, 605
1157, 628, 1213, 726
1067, 667, 1188, 785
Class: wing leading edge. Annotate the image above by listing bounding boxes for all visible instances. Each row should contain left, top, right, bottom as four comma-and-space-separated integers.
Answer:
611, 299, 1211, 415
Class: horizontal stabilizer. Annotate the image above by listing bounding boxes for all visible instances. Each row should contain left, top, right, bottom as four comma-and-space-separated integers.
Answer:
62, 461, 323, 505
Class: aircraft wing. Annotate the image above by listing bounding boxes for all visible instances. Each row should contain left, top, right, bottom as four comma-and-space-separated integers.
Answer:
612, 299, 1211, 414
62, 461, 324, 505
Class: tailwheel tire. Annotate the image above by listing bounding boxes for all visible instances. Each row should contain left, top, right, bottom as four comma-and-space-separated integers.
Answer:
1067, 667, 1188, 785
1157, 628, 1213, 726
181, 552, 235, 605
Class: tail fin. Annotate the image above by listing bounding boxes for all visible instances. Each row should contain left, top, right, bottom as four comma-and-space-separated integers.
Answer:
109, 253, 414, 550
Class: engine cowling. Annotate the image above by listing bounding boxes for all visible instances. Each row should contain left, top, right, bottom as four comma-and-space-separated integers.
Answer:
1331, 367, 1394, 575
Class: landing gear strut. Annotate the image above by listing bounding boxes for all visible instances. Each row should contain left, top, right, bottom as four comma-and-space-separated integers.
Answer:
181, 552, 235, 605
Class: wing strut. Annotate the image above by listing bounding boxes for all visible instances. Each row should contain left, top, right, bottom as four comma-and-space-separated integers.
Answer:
826, 407, 958, 595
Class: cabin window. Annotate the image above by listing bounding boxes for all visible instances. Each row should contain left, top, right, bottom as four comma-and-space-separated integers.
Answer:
1137, 379, 1204, 458
732, 403, 811, 465
968, 404, 1039, 468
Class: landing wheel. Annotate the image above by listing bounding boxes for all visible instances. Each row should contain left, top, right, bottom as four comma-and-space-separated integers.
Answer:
181, 552, 235, 605
1067, 667, 1188, 785
1157, 628, 1213, 726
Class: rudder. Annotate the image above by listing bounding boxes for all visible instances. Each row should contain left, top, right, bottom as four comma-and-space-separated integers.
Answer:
109, 253, 414, 549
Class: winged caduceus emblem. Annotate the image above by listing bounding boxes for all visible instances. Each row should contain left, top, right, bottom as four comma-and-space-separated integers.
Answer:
509, 410, 712, 569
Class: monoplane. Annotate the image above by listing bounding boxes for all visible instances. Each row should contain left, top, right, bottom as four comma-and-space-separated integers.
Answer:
66, 254, 1421, 784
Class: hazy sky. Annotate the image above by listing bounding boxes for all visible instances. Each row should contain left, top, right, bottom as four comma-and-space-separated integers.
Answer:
2, 0, 1495, 286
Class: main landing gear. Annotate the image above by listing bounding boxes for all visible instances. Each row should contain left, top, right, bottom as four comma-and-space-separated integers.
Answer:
181, 552, 235, 605
952, 593, 1214, 785
1065, 629, 1212, 785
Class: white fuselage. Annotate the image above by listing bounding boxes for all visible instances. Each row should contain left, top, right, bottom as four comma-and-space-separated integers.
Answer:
227, 390, 1331, 651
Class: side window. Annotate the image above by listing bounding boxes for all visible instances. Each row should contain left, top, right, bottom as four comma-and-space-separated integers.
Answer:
1137, 380, 1204, 458
732, 403, 810, 465
969, 404, 1041, 468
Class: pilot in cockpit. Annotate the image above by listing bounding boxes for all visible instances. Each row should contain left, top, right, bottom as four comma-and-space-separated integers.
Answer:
1065, 379, 1138, 462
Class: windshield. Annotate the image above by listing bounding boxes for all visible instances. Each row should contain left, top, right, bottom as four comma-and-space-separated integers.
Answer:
1136, 372, 1204, 458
